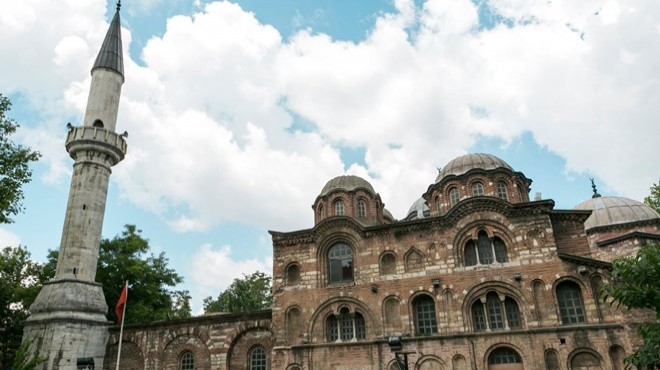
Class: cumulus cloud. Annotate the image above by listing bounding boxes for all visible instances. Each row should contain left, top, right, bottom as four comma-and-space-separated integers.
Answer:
3, 0, 659, 233
189, 243, 271, 301
0, 228, 21, 247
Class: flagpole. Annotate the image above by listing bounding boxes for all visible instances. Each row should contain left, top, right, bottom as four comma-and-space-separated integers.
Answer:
115, 281, 128, 370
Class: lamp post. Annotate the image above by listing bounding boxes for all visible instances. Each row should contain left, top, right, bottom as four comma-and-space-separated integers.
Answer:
388, 336, 412, 370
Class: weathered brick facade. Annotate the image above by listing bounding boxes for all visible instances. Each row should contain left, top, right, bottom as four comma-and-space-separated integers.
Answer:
102, 154, 659, 370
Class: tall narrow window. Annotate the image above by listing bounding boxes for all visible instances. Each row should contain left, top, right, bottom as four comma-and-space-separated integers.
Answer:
493, 238, 508, 263
477, 231, 494, 264
472, 300, 487, 331
326, 315, 338, 341
334, 200, 344, 216
434, 196, 441, 213
472, 182, 484, 196
505, 297, 521, 329
249, 346, 267, 370
486, 293, 504, 329
328, 243, 353, 283
179, 351, 194, 370
413, 295, 437, 335
497, 182, 508, 200
465, 241, 478, 266
355, 314, 366, 339
449, 187, 460, 206
318, 203, 324, 218
557, 281, 586, 324
357, 199, 367, 218
339, 308, 353, 340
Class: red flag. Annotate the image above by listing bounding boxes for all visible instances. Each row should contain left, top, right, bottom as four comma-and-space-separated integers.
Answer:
115, 282, 128, 326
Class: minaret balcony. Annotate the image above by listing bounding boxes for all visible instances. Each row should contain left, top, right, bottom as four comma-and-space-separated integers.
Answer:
65, 125, 127, 166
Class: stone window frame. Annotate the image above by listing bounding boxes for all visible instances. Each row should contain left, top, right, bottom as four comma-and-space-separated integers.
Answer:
248, 345, 267, 370
554, 279, 587, 325
410, 293, 438, 336
179, 351, 194, 370
333, 199, 345, 216
285, 262, 301, 286
463, 230, 508, 267
470, 291, 523, 332
471, 181, 485, 196
379, 250, 397, 275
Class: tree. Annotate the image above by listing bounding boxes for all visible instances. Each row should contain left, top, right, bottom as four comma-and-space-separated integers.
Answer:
0, 94, 41, 224
46, 225, 190, 323
645, 180, 660, 214
602, 245, 659, 369
0, 246, 49, 369
203, 271, 272, 314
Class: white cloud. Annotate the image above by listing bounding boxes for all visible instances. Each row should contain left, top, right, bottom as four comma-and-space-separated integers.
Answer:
189, 243, 271, 300
0, 228, 21, 247
3, 0, 659, 232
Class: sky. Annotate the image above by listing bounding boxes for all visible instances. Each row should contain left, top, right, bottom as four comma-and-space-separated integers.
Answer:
1, 0, 659, 314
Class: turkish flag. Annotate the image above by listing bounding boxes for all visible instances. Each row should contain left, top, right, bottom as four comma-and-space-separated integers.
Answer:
115, 282, 128, 326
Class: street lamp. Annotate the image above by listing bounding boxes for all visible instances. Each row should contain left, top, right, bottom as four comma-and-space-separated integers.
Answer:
388, 336, 412, 370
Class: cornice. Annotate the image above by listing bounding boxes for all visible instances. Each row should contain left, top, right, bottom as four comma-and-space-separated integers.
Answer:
550, 210, 592, 223
586, 218, 660, 235
596, 231, 660, 248
557, 252, 612, 269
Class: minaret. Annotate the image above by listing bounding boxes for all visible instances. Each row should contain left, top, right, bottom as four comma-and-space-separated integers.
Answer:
23, 3, 127, 369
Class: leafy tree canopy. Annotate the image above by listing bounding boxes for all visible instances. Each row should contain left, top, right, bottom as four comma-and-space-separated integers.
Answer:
0, 246, 49, 369
603, 245, 659, 369
203, 271, 272, 314
47, 225, 191, 324
644, 180, 660, 214
0, 94, 41, 224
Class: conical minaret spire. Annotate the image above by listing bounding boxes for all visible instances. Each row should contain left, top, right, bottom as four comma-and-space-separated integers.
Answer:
23, 4, 128, 369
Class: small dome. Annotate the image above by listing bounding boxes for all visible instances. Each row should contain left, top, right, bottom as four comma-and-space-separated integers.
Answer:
383, 208, 396, 221
320, 175, 375, 197
436, 153, 513, 183
407, 197, 429, 219
573, 196, 660, 230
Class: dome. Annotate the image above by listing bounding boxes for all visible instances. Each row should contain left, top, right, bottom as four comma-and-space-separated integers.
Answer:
407, 197, 429, 219
573, 196, 660, 230
436, 153, 513, 183
383, 208, 396, 221
320, 175, 375, 197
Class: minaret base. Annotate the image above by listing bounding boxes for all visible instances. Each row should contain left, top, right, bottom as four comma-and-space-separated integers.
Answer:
24, 280, 111, 370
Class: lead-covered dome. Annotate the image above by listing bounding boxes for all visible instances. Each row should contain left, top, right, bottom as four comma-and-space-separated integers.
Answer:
435, 153, 513, 183
320, 175, 375, 197
406, 197, 430, 220
573, 196, 660, 230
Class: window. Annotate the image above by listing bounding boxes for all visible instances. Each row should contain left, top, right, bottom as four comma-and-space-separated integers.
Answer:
179, 351, 194, 370
471, 292, 521, 331
334, 200, 344, 216
472, 182, 484, 196
249, 346, 267, 370
357, 199, 367, 218
449, 187, 460, 206
464, 231, 508, 266
286, 264, 300, 285
328, 243, 353, 283
326, 308, 366, 342
556, 281, 586, 325
489, 347, 522, 364
497, 182, 508, 200
434, 196, 441, 213
413, 295, 437, 335
92, 119, 104, 128
318, 203, 324, 218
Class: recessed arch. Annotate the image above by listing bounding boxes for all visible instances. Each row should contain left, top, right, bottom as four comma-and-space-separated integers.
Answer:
379, 251, 397, 275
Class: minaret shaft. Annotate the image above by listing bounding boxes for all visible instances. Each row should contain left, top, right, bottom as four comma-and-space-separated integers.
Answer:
83, 68, 123, 131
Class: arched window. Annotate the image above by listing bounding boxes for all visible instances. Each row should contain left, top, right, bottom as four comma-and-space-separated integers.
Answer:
334, 200, 344, 216
412, 295, 437, 335
357, 199, 367, 218
464, 231, 508, 266
545, 349, 561, 370
571, 352, 601, 370
517, 183, 526, 202
318, 203, 324, 218
286, 264, 300, 285
434, 196, 441, 213
497, 182, 508, 200
380, 252, 396, 275
471, 292, 521, 331
179, 351, 194, 370
92, 119, 104, 128
472, 182, 484, 196
556, 281, 586, 325
249, 346, 267, 370
328, 243, 353, 283
449, 187, 460, 207
489, 347, 522, 365
286, 307, 302, 344
326, 308, 366, 342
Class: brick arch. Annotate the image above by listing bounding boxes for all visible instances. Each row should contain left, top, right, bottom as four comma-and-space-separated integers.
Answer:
221, 319, 273, 351
104, 340, 144, 370
416, 354, 447, 370
315, 228, 362, 286
567, 348, 603, 370
160, 334, 211, 370
159, 326, 212, 353
452, 218, 517, 266
462, 281, 531, 331
552, 276, 591, 325
483, 343, 527, 370
308, 296, 376, 342
379, 250, 398, 275
227, 327, 274, 370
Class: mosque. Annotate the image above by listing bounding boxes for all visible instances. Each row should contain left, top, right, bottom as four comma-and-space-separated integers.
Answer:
22, 4, 660, 370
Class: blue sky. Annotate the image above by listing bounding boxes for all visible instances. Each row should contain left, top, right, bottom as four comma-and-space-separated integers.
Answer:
2, 0, 658, 314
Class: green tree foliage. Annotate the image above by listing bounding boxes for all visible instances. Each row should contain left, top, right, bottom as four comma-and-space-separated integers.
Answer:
0, 246, 49, 369
644, 180, 660, 214
203, 271, 272, 314
46, 225, 190, 323
0, 94, 41, 224
603, 245, 660, 369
